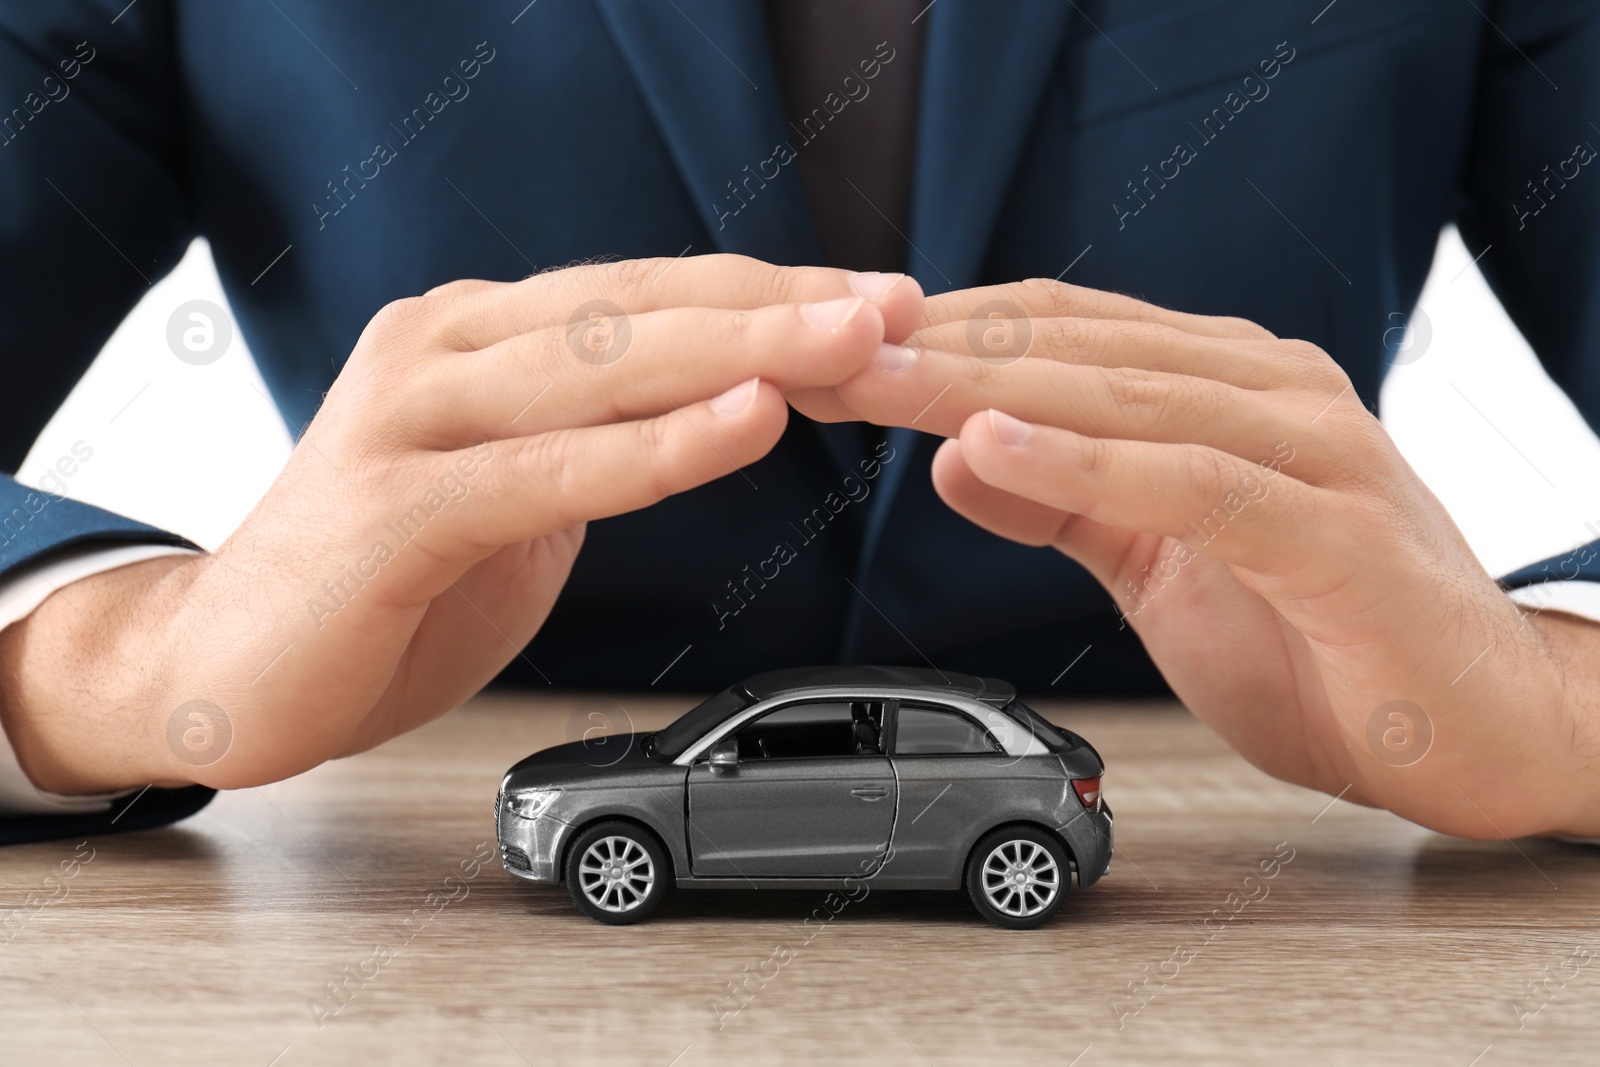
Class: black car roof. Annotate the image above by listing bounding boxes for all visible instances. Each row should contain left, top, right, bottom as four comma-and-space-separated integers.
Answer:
740, 665, 1016, 706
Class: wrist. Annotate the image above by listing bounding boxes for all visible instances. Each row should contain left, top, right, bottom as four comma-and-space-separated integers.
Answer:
1522, 608, 1600, 837
0, 553, 201, 795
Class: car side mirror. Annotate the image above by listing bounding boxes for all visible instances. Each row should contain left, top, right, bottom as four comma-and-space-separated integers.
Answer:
709, 739, 739, 774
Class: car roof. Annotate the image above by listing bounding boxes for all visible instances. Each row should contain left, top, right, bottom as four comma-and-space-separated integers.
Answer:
740, 665, 1016, 706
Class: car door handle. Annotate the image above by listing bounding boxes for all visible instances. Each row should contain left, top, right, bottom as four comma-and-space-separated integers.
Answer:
850, 786, 889, 800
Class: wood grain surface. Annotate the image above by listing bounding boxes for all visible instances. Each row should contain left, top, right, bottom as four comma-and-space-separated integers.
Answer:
2, 693, 1596, 1066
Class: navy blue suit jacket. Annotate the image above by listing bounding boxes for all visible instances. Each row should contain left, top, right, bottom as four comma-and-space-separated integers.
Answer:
1, 0, 1597, 842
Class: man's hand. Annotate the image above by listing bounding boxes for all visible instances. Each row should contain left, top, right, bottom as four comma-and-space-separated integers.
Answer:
0, 256, 922, 794
801, 279, 1600, 839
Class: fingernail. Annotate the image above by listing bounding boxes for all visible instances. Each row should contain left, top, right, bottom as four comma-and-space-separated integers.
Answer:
711, 377, 760, 416
801, 295, 865, 331
849, 272, 905, 301
873, 343, 918, 373
988, 409, 1034, 447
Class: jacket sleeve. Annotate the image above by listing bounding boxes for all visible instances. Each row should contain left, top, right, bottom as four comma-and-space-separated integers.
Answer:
0, 0, 214, 843
1453, 1, 1600, 593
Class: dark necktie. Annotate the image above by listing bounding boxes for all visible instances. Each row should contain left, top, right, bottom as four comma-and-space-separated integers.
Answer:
764, 1, 927, 273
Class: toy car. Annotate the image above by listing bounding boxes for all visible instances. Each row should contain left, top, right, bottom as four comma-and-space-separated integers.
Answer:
495, 665, 1111, 928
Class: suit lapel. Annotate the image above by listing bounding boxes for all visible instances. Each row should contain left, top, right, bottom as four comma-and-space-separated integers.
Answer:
594, 0, 823, 265
907, 0, 1076, 293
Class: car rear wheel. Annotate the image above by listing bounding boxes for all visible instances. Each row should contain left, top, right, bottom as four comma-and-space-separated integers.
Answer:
966, 826, 1069, 930
565, 821, 670, 925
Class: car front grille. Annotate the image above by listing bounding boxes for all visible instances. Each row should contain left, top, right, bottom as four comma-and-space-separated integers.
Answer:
503, 846, 532, 872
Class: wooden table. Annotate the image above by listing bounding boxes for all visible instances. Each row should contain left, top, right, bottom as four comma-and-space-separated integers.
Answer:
3, 694, 1596, 1066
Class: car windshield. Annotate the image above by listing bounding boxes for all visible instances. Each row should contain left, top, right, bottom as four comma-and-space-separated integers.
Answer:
999, 699, 1079, 752
647, 685, 753, 758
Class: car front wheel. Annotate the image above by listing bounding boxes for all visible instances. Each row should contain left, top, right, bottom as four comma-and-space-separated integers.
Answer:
966, 826, 1070, 930
564, 821, 670, 925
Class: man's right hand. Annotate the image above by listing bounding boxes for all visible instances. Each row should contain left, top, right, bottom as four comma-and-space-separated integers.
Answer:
0, 256, 922, 794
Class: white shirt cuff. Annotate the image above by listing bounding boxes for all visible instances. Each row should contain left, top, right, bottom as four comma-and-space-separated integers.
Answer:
0, 543, 200, 815
1507, 578, 1600, 624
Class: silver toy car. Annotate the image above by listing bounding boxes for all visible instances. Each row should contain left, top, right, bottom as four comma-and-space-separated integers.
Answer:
496, 666, 1111, 928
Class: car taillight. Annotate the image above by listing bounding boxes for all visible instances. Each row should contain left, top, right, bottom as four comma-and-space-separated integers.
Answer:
1072, 776, 1102, 811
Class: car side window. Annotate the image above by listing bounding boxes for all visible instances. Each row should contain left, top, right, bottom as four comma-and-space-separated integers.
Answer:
893, 703, 1003, 756
732, 700, 885, 760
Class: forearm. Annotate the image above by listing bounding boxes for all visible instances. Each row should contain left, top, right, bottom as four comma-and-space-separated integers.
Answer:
0, 553, 198, 795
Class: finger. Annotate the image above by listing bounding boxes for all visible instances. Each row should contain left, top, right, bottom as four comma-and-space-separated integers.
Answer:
934, 440, 1279, 641
437, 377, 790, 548
446, 254, 925, 349
834, 341, 1321, 474
930, 438, 1159, 604
918, 277, 1276, 340
406, 296, 890, 445
955, 409, 1320, 575
785, 381, 862, 423
422, 278, 503, 300
910, 316, 1302, 391
930, 436, 1070, 546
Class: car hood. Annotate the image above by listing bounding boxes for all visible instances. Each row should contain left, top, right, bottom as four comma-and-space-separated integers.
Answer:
502, 734, 678, 792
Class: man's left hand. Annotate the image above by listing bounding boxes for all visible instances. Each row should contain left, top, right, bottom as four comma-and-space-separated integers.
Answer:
793, 279, 1600, 839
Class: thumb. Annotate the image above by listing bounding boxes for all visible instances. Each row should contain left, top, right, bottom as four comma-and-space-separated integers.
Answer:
930, 438, 1156, 599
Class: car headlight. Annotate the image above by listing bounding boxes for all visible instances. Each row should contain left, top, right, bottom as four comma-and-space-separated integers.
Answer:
505, 789, 560, 819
